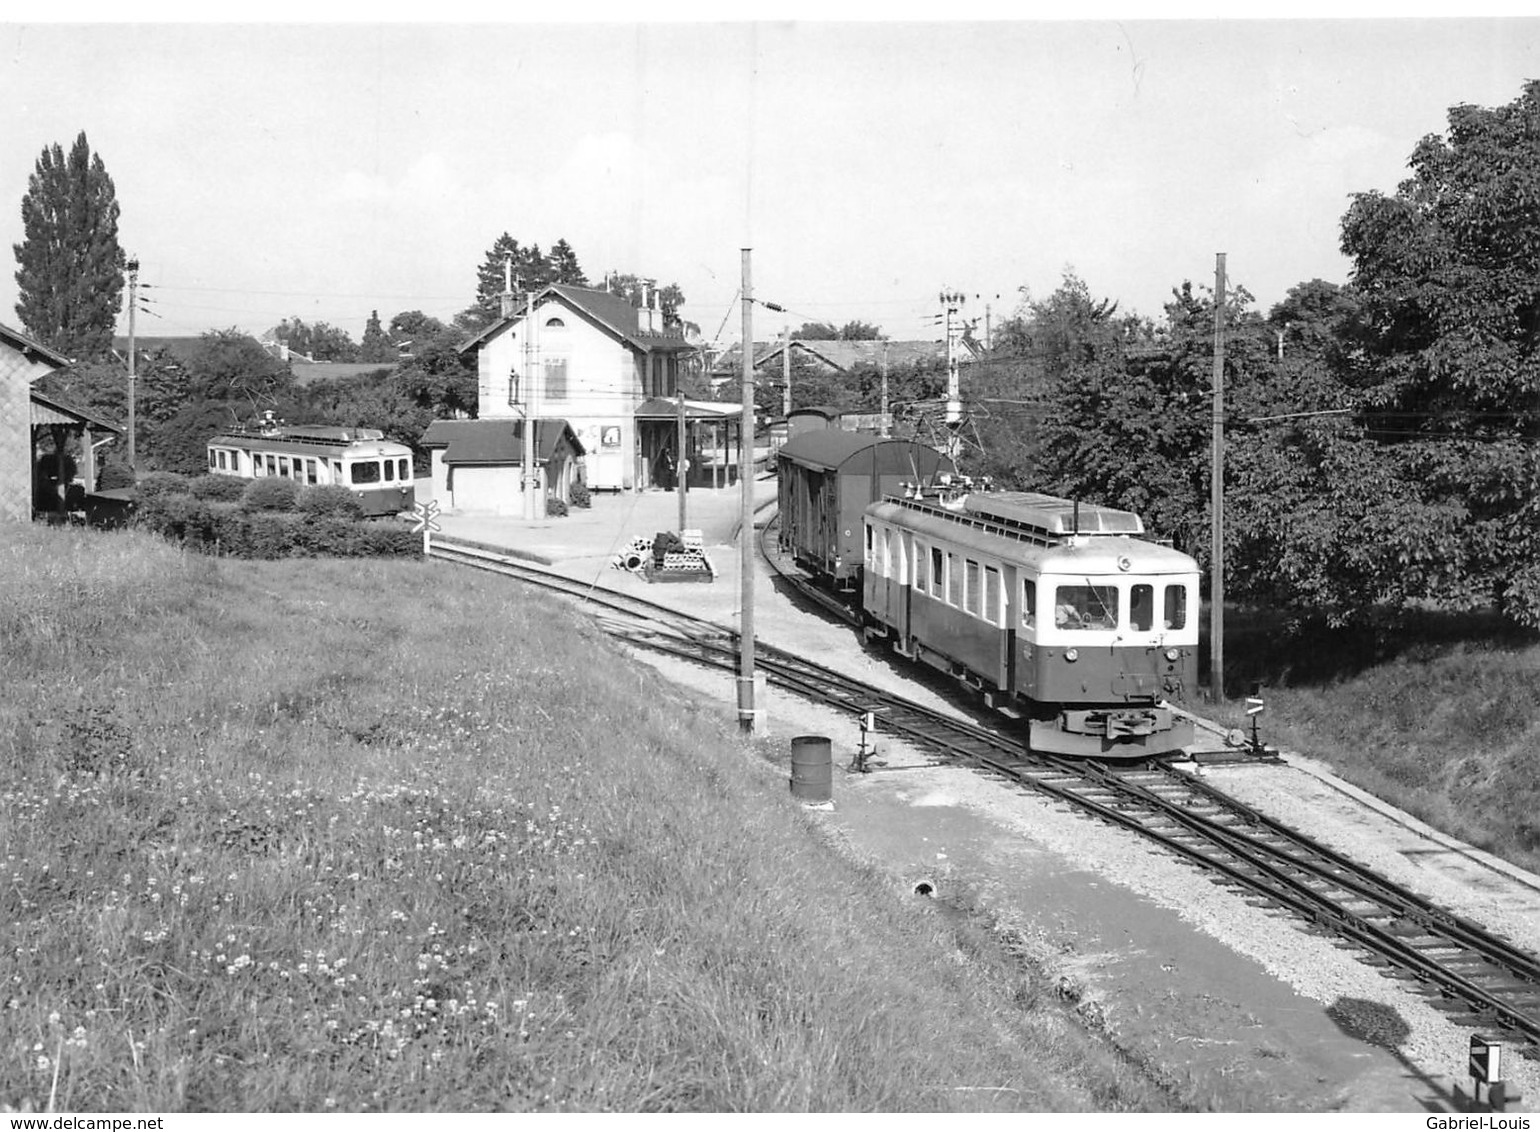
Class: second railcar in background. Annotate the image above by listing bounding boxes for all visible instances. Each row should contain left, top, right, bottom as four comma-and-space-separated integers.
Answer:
776, 431, 956, 591
207, 418, 416, 517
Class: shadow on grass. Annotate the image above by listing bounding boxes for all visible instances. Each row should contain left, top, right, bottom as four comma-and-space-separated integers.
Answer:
1205, 606, 1540, 696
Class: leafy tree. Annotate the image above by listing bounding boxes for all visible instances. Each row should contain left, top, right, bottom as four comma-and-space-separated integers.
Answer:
792, 321, 839, 340
271, 317, 358, 362
1336, 80, 1540, 625
605, 273, 687, 329
388, 311, 477, 419
13, 131, 126, 361
359, 310, 395, 363
839, 320, 882, 340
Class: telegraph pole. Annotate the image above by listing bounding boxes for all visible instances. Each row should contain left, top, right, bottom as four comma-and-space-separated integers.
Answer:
1210, 253, 1227, 702
880, 340, 890, 437
126, 258, 139, 473
781, 324, 792, 419
676, 378, 687, 531
522, 287, 538, 521
738, 248, 757, 732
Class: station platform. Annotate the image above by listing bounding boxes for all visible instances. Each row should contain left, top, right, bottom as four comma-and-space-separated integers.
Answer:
421, 476, 780, 567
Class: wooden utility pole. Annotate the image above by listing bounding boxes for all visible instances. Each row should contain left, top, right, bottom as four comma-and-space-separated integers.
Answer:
880, 341, 890, 437
676, 380, 687, 532
781, 325, 792, 419
738, 248, 757, 732
522, 288, 538, 521
1210, 253, 1227, 702
126, 258, 139, 472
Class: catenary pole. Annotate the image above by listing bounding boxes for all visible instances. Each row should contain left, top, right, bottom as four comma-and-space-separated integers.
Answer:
126, 259, 138, 472
677, 374, 687, 532
738, 248, 756, 732
1210, 253, 1227, 702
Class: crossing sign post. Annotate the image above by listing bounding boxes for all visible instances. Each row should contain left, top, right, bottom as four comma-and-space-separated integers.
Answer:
411, 499, 441, 554
1246, 685, 1265, 753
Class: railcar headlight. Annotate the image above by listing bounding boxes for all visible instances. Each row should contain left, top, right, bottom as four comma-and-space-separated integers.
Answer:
1117, 555, 1132, 572
1165, 648, 1180, 662
1064, 648, 1079, 662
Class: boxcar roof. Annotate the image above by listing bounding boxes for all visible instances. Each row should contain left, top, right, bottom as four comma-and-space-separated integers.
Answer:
866, 499, 1198, 574
777, 431, 953, 476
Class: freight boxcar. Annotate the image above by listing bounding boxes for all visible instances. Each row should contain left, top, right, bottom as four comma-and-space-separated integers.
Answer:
776, 431, 955, 591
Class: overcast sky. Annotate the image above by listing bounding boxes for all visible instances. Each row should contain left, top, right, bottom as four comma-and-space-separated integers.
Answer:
4, 16, 1538, 348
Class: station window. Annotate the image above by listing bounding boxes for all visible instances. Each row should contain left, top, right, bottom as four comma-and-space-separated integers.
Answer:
1131, 584, 1154, 631
984, 566, 1001, 626
351, 460, 382, 485
1164, 585, 1188, 630
946, 553, 963, 607
1022, 578, 1037, 629
930, 546, 944, 595
964, 559, 981, 617
1054, 584, 1119, 630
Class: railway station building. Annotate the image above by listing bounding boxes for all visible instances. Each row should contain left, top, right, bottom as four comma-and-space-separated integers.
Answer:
0, 322, 121, 524
457, 283, 742, 497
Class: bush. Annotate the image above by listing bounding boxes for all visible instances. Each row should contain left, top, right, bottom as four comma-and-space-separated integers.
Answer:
298, 484, 365, 520
136, 471, 191, 500
570, 483, 592, 509
241, 477, 299, 513
188, 474, 249, 502
547, 497, 569, 518
95, 462, 136, 491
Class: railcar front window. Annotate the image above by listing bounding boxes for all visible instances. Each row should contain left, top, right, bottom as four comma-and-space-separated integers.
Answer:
1131, 584, 1154, 631
1164, 585, 1188, 630
351, 461, 382, 485
398, 458, 410, 481
1054, 584, 1119, 629
384, 459, 396, 482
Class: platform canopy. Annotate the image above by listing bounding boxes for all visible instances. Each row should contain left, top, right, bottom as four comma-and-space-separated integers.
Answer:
633, 398, 743, 422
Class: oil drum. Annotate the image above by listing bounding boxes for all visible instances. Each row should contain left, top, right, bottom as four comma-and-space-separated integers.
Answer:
789, 735, 832, 803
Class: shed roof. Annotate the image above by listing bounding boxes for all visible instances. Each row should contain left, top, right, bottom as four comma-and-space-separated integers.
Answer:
633, 397, 744, 421
4, 322, 71, 369
420, 418, 584, 465
31, 390, 122, 433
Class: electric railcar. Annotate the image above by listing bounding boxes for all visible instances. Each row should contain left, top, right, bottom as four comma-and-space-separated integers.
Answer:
206, 419, 416, 517
862, 488, 1199, 758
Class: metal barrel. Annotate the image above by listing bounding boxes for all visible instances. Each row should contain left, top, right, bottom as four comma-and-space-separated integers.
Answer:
789, 735, 832, 803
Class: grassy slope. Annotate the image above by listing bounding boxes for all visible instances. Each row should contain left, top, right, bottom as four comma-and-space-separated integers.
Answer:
1216, 610, 1540, 875
1, 527, 1171, 1113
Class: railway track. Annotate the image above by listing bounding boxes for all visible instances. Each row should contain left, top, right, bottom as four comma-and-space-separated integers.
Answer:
430, 532, 1540, 1058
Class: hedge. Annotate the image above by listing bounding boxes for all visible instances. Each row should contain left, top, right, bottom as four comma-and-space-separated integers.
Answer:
132, 490, 418, 559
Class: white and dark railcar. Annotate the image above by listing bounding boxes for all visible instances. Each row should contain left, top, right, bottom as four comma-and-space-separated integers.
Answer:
862, 489, 1199, 758
206, 420, 416, 517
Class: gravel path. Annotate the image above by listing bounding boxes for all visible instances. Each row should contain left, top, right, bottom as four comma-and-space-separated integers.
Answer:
550, 548, 1540, 1111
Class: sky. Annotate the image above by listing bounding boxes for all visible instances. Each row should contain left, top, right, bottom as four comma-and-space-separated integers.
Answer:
4, 15, 1540, 350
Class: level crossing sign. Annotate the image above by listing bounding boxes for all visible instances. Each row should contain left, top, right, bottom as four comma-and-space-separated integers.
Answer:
411, 499, 441, 538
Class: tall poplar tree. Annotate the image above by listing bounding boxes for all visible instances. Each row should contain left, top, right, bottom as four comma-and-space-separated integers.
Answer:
12, 131, 125, 360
